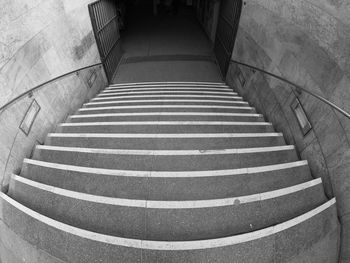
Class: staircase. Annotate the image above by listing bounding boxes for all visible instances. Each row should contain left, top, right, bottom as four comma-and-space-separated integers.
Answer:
1, 82, 340, 262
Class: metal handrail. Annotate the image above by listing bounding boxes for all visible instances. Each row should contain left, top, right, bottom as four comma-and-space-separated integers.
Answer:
0, 63, 103, 113
230, 59, 350, 119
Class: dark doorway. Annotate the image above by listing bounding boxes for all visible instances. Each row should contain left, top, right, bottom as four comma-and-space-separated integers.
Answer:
88, 0, 123, 82
89, 0, 225, 84
112, 1, 222, 84
214, 0, 242, 78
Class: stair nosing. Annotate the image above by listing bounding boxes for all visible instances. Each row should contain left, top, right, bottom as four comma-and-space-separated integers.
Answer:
105, 87, 232, 92
93, 95, 243, 101
84, 100, 249, 106
110, 81, 227, 85
23, 159, 308, 178
59, 121, 271, 126
109, 81, 228, 87
48, 132, 281, 138
35, 145, 294, 156
78, 105, 255, 111
69, 112, 262, 118
100, 90, 238, 96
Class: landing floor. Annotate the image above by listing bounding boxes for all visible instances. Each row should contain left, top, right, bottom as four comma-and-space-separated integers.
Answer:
112, 5, 222, 83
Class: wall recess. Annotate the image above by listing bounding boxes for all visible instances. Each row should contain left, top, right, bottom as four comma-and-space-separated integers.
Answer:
20, 100, 40, 135
238, 69, 246, 87
291, 98, 312, 136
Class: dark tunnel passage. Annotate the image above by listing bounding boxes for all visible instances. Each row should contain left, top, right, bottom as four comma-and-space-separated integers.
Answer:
89, 0, 242, 83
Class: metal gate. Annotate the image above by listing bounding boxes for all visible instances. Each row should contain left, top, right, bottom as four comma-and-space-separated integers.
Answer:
89, 0, 122, 82
214, 0, 242, 78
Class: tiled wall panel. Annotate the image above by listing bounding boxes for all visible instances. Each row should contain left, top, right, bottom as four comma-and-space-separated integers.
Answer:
227, 1, 350, 261
0, 1, 108, 191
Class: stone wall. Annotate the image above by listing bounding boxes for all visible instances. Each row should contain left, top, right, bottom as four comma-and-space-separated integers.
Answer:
226, 0, 350, 261
0, 0, 108, 191
194, 0, 221, 42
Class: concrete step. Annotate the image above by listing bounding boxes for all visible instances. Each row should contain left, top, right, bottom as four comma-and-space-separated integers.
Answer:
104, 86, 233, 94
83, 100, 250, 108
92, 94, 243, 102
57, 121, 275, 133
32, 145, 298, 171
67, 112, 265, 123
9, 175, 327, 241
99, 90, 238, 96
0, 193, 339, 263
107, 81, 229, 89
109, 81, 228, 86
77, 105, 257, 115
46, 132, 285, 149
21, 159, 312, 200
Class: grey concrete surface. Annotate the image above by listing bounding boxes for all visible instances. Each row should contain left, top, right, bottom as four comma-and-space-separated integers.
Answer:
114, 61, 223, 83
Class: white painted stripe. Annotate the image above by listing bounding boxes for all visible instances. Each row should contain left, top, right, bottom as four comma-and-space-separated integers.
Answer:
36, 145, 294, 156
12, 174, 322, 209
70, 112, 262, 118
107, 86, 231, 92
0, 192, 336, 250
23, 159, 308, 178
60, 121, 271, 126
84, 100, 249, 106
48, 132, 280, 138
110, 81, 227, 85
109, 81, 227, 87
100, 90, 237, 96
93, 95, 243, 101
105, 87, 232, 92
79, 105, 254, 111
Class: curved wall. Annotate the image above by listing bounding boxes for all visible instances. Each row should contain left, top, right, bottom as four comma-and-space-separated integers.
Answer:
0, 0, 107, 191
226, 0, 350, 261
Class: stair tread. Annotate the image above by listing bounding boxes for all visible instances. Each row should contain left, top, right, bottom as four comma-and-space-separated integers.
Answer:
92, 95, 243, 100
58, 120, 274, 133
1, 193, 339, 263
33, 145, 298, 170
46, 132, 284, 150
9, 175, 327, 240
21, 159, 312, 200
77, 105, 256, 115
83, 101, 250, 109
109, 81, 228, 86
67, 113, 265, 123
99, 90, 238, 96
